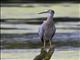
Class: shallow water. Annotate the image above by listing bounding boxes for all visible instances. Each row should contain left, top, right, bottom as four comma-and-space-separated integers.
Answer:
1, 3, 80, 60
1, 48, 80, 60
1, 22, 80, 48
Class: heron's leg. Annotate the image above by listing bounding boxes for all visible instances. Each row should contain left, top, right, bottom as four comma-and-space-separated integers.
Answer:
49, 40, 52, 48
44, 40, 46, 49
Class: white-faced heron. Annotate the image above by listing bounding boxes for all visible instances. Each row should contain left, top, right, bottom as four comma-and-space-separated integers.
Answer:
38, 9, 56, 48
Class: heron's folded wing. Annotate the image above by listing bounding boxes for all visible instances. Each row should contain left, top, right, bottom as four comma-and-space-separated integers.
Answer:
38, 25, 44, 40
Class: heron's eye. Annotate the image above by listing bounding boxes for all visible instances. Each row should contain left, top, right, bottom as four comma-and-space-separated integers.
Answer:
52, 11, 55, 14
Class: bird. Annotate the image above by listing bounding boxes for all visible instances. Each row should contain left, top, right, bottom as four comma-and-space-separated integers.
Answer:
38, 9, 56, 48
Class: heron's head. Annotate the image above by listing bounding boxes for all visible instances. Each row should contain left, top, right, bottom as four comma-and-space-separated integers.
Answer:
48, 9, 55, 14
38, 9, 55, 15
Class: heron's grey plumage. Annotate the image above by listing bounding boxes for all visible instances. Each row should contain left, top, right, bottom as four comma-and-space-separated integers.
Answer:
39, 10, 56, 48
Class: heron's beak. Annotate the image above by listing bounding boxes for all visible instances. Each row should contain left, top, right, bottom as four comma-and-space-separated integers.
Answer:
38, 11, 48, 14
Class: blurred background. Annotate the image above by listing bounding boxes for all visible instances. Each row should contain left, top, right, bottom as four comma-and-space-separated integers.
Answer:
1, 0, 80, 60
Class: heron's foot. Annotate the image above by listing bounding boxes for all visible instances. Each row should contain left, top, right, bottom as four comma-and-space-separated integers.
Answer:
42, 47, 46, 51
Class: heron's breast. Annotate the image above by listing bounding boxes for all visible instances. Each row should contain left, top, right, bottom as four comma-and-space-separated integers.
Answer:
43, 28, 54, 39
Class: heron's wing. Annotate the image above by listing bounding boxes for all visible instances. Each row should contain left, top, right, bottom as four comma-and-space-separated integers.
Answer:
38, 25, 44, 42
49, 26, 56, 39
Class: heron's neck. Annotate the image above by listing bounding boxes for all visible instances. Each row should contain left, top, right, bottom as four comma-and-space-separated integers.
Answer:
46, 13, 54, 24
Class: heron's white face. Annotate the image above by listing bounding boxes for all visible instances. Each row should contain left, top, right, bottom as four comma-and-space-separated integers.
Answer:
48, 13, 52, 16
48, 10, 55, 17
48, 10, 55, 14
